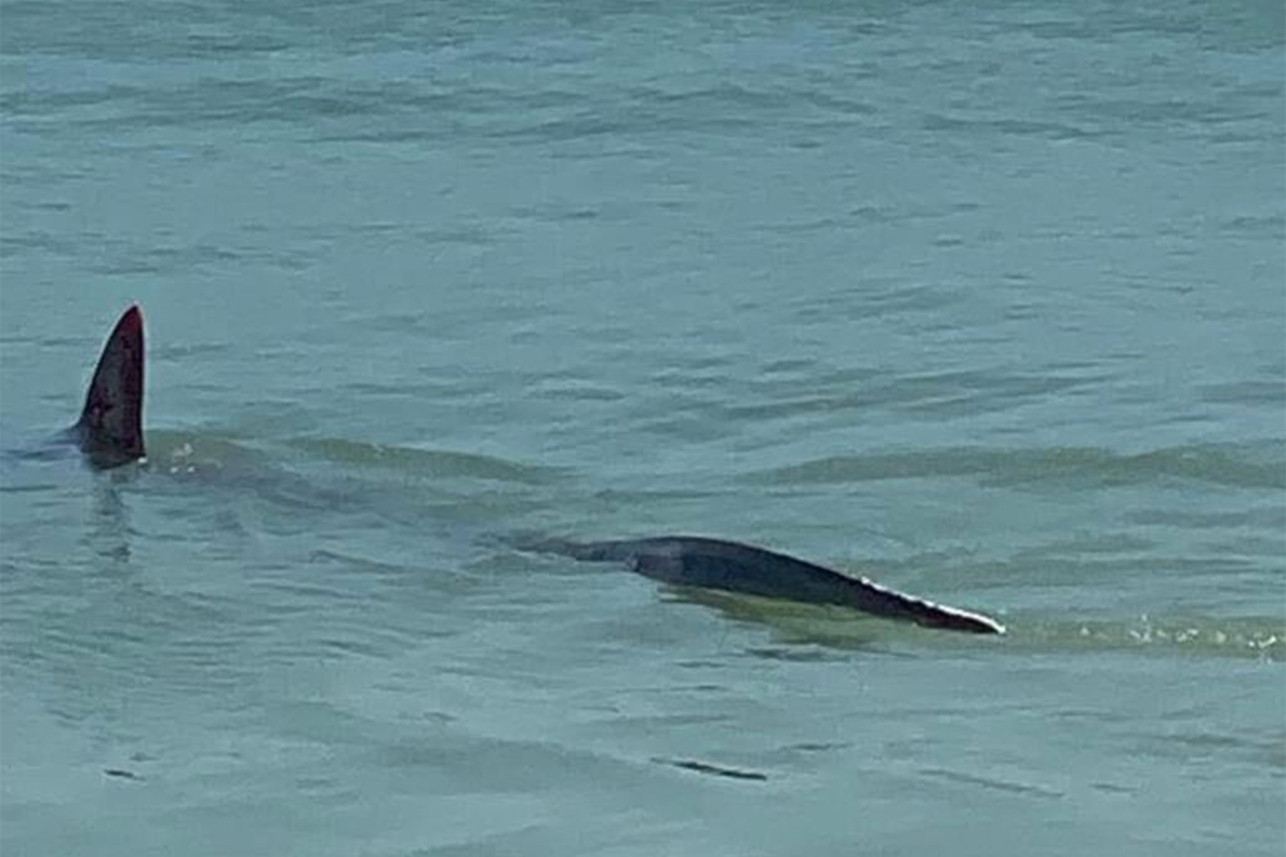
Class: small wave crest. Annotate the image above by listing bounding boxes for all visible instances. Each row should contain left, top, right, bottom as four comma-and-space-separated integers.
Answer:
286, 436, 560, 485
745, 441, 1285, 490
1005, 614, 1285, 661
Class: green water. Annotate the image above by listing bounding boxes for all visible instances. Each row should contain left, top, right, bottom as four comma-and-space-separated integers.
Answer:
2, 0, 1283, 854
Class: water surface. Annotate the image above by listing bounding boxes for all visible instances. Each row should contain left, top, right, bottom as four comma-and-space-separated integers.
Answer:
2, 1, 1283, 854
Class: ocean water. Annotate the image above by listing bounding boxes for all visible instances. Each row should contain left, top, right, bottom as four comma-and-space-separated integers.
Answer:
1, 0, 1283, 854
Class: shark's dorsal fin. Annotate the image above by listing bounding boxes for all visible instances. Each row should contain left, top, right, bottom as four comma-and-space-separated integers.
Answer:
75, 305, 145, 468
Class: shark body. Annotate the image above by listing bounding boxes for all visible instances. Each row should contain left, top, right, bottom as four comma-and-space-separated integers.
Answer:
68, 305, 1004, 634
521, 535, 1005, 634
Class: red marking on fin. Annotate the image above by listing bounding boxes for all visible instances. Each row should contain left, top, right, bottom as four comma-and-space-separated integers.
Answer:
77, 305, 145, 468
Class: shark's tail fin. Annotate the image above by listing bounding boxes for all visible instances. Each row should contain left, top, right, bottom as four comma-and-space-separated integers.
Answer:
75, 305, 145, 468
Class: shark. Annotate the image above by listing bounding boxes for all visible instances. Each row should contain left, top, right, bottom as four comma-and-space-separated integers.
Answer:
66, 305, 1004, 635
517, 535, 1005, 634
68, 304, 146, 469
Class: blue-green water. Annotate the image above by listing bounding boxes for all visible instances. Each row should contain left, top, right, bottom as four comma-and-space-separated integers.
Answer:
2, 1, 1284, 854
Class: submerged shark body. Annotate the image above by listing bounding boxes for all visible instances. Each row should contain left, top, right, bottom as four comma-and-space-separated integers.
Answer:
522, 535, 1005, 634
70, 305, 146, 468
66, 306, 1005, 634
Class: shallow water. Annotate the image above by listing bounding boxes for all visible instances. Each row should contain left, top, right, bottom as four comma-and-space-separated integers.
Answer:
2, 0, 1284, 854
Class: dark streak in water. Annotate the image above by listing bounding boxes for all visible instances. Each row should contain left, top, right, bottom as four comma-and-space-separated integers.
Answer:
918, 767, 1062, 799
103, 768, 144, 781
652, 757, 769, 782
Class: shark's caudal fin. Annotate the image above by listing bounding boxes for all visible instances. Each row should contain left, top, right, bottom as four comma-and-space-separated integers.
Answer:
74, 305, 145, 468
520, 536, 1006, 635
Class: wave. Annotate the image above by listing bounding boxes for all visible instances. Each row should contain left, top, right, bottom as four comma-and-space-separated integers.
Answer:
1006, 614, 1285, 662
664, 588, 1285, 661
744, 441, 1286, 490
285, 436, 561, 485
